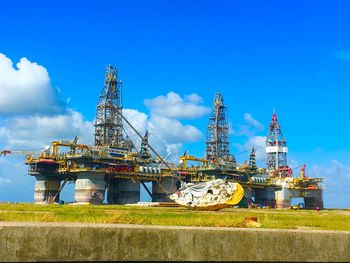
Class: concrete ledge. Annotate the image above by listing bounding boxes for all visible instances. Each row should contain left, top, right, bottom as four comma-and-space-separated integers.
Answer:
0, 222, 349, 262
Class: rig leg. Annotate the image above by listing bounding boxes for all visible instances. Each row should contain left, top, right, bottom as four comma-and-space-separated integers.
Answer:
304, 190, 324, 210
34, 176, 60, 204
254, 187, 276, 208
74, 173, 106, 205
275, 187, 291, 208
152, 177, 179, 202
115, 179, 140, 204
106, 178, 118, 204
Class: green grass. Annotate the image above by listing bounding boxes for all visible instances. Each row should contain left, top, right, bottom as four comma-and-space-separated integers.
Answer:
0, 203, 349, 231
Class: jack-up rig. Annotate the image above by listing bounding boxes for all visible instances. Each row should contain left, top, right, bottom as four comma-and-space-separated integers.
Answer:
1, 65, 324, 209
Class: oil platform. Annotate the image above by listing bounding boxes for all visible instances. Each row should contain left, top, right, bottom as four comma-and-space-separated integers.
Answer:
1, 65, 324, 209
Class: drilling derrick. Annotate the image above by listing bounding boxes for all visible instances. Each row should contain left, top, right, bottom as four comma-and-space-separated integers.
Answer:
266, 113, 288, 175
94, 65, 123, 146
206, 93, 235, 162
249, 147, 258, 173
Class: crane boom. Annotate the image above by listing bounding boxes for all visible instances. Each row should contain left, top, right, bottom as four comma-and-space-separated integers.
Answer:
0, 150, 39, 156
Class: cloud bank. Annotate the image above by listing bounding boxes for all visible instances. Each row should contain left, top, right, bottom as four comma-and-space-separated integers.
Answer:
309, 160, 350, 208
144, 91, 210, 119
0, 54, 64, 115
124, 92, 210, 159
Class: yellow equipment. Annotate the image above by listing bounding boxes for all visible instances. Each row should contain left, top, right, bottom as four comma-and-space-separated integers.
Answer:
226, 183, 245, 205
180, 155, 208, 169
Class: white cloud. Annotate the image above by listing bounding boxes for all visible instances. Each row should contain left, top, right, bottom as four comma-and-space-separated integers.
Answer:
0, 53, 64, 115
123, 108, 148, 135
185, 93, 203, 104
122, 93, 207, 159
232, 113, 266, 163
244, 113, 264, 130
235, 113, 264, 137
233, 136, 266, 165
166, 143, 183, 157
0, 53, 90, 150
309, 160, 350, 208
237, 136, 266, 162
144, 91, 210, 119
122, 109, 203, 159
148, 115, 202, 144
0, 109, 94, 149
145, 92, 206, 158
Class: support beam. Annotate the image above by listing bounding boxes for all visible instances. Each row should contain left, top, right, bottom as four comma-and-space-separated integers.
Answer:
51, 177, 69, 204
141, 181, 152, 199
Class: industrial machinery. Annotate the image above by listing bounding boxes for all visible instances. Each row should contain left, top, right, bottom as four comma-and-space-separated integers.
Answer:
1, 65, 324, 209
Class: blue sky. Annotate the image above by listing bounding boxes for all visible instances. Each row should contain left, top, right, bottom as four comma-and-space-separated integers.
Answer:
0, 1, 350, 208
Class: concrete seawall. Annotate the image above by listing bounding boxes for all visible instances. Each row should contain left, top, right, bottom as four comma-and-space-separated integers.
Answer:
0, 222, 349, 262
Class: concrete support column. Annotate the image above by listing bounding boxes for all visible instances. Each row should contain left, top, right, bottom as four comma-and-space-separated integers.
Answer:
152, 176, 180, 202
34, 176, 60, 204
254, 188, 276, 208
275, 187, 291, 208
115, 179, 140, 204
304, 190, 324, 210
74, 173, 106, 205
106, 178, 118, 204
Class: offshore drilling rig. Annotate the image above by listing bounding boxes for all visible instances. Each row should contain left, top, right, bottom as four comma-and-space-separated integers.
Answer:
1, 65, 324, 209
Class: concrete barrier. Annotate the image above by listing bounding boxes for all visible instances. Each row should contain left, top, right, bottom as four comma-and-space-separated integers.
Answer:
0, 222, 349, 262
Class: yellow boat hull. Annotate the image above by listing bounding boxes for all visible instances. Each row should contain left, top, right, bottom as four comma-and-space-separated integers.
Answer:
185, 183, 245, 211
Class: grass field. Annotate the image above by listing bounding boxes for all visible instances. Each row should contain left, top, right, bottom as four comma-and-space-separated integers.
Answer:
0, 203, 349, 231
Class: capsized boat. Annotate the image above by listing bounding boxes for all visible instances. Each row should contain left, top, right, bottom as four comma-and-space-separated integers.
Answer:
169, 179, 244, 211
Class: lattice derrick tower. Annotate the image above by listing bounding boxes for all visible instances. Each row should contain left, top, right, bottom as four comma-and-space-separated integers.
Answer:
249, 147, 258, 172
94, 65, 123, 147
266, 113, 288, 172
205, 93, 235, 162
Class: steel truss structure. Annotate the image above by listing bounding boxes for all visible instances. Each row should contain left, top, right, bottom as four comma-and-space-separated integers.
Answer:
266, 113, 288, 173
94, 65, 123, 146
206, 93, 234, 162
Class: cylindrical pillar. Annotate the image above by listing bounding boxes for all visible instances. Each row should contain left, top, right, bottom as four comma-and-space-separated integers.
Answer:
152, 176, 180, 202
304, 190, 324, 210
275, 187, 291, 208
74, 173, 106, 205
116, 179, 140, 204
107, 178, 118, 204
254, 188, 276, 208
34, 176, 60, 204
